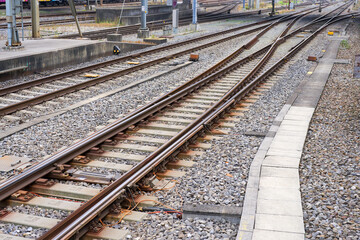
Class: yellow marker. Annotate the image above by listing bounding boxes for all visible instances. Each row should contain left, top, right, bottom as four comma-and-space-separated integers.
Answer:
307, 71, 313, 75
127, 61, 140, 65
83, 73, 100, 78
328, 31, 334, 36
322, 50, 326, 52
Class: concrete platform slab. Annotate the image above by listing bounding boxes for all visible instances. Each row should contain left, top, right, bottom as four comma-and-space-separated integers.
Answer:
258, 188, 301, 201
262, 156, 300, 168
238, 32, 344, 240
269, 141, 304, 151
261, 166, 299, 178
0, 39, 150, 79
0, 39, 95, 61
255, 214, 305, 233
277, 124, 309, 132
259, 176, 299, 189
257, 199, 303, 216
252, 229, 304, 240
266, 149, 302, 158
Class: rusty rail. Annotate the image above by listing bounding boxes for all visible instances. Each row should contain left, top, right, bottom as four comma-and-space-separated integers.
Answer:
37, 5, 356, 239
0, 4, 318, 203
0, 3, 353, 239
38, 7, 355, 239
0, 5, 347, 203
0, 11, 306, 116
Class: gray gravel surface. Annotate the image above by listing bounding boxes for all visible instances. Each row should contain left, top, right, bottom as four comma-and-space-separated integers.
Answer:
0, 22, 281, 177
116, 27, 329, 240
0, 15, 334, 239
300, 19, 360, 239
113, 213, 238, 240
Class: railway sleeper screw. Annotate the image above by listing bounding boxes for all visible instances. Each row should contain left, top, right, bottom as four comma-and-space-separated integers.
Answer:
10, 190, 35, 202
103, 139, 118, 146
179, 143, 189, 153
109, 204, 121, 214
0, 208, 10, 218
54, 164, 71, 171
88, 221, 104, 233
115, 132, 128, 139
89, 147, 104, 154
72, 155, 91, 164
35, 178, 55, 186
128, 125, 138, 131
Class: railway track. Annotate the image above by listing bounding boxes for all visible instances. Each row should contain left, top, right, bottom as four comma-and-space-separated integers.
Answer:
0, 13, 299, 118
0, 2, 354, 239
56, 3, 307, 40
0, 12, 96, 29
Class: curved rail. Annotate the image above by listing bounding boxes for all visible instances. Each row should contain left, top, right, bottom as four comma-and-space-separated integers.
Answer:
38, 6, 355, 239
0, 11, 305, 116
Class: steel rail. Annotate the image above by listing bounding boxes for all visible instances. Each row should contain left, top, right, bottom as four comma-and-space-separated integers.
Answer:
0, 5, 342, 203
0, 11, 307, 116
0, 4, 346, 204
0, 16, 95, 29
38, 8, 337, 239
0, 25, 265, 116
57, 2, 311, 40
0, 11, 95, 22
57, 11, 281, 40
0, 16, 283, 97
0, 7, 313, 203
0, 6, 352, 239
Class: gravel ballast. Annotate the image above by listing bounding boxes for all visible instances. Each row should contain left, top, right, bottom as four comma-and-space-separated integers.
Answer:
300, 19, 360, 239
0, 11, 345, 239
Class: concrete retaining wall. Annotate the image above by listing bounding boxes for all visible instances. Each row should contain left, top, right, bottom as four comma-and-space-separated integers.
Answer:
0, 42, 151, 80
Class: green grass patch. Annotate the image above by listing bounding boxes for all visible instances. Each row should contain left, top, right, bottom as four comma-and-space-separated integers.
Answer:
340, 40, 350, 49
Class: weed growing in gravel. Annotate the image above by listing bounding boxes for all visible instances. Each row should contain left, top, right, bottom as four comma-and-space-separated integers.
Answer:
340, 40, 350, 49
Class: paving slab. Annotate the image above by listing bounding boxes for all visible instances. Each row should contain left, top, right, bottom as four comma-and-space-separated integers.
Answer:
269, 141, 304, 151
266, 149, 302, 158
256, 199, 303, 216
259, 176, 299, 189
260, 166, 299, 178
255, 214, 305, 233
238, 27, 344, 240
258, 187, 301, 201
262, 156, 301, 169
252, 229, 304, 240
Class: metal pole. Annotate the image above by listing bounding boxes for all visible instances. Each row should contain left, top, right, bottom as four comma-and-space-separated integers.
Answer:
192, 0, 197, 24
31, 0, 40, 38
68, 0, 82, 38
243, 0, 245, 9
21, 0, 24, 41
6, 0, 12, 46
141, 0, 147, 29
271, 0, 275, 15
256, 0, 259, 9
